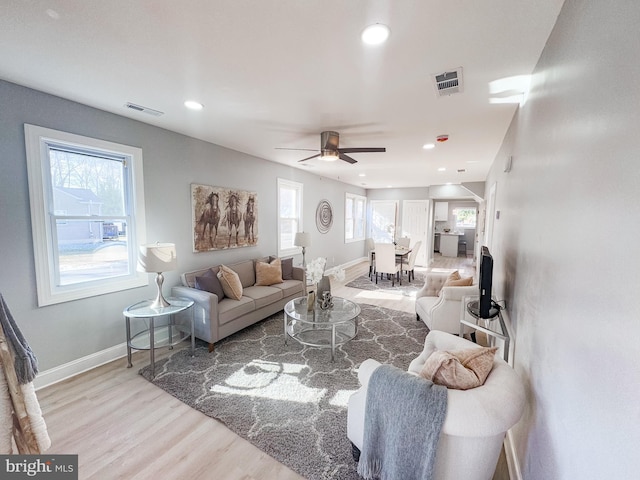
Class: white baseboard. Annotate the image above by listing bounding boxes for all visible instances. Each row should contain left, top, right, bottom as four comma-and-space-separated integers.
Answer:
505, 429, 523, 480
33, 343, 128, 391
325, 258, 367, 275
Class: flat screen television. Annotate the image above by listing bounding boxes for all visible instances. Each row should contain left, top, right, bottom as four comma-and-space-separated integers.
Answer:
467, 246, 500, 319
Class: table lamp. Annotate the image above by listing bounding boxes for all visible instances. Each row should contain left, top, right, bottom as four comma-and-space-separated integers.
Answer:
137, 242, 177, 308
294, 232, 311, 268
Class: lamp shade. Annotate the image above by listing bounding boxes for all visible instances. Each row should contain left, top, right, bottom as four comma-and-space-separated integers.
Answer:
137, 243, 177, 273
294, 232, 311, 248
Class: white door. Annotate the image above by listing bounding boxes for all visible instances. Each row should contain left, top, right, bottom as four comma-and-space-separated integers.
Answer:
401, 200, 429, 266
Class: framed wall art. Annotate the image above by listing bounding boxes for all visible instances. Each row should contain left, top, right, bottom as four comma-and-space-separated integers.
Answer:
191, 184, 258, 252
316, 199, 333, 234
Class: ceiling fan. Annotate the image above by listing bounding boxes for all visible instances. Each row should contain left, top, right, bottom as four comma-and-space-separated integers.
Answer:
276, 131, 386, 164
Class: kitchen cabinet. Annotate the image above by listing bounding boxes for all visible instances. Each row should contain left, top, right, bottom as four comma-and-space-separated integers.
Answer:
435, 202, 449, 221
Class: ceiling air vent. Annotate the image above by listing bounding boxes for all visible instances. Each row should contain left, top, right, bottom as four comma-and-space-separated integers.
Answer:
432, 67, 464, 97
125, 102, 164, 116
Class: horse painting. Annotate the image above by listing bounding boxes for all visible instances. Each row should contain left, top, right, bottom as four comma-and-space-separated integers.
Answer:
192, 184, 258, 252
243, 195, 256, 244
198, 192, 220, 247
223, 192, 241, 247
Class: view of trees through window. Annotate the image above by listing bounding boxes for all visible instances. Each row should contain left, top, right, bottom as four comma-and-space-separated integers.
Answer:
453, 207, 477, 229
49, 147, 130, 286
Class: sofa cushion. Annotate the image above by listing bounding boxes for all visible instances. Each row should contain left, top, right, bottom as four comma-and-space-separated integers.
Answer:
270, 256, 293, 280
195, 268, 225, 301
419, 346, 498, 390
270, 279, 303, 297
217, 265, 243, 300
228, 260, 256, 288
255, 258, 283, 286
218, 296, 255, 325
243, 285, 283, 309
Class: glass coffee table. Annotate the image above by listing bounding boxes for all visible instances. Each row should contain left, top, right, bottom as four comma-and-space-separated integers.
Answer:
284, 296, 360, 361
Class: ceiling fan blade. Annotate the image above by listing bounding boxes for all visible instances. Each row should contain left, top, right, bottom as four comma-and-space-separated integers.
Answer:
298, 153, 321, 162
339, 153, 358, 164
275, 147, 320, 152
338, 147, 386, 153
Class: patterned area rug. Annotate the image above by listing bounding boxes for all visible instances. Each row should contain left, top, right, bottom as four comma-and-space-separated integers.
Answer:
140, 304, 429, 480
345, 273, 425, 296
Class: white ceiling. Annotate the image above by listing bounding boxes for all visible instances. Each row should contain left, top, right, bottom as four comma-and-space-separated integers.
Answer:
0, 0, 564, 189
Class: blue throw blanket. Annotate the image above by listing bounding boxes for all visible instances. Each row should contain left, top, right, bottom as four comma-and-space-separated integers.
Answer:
357, 364, 448, 480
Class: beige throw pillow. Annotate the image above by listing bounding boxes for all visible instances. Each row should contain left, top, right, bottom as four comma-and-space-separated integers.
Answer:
439, 270, 473, 296
255, 257, 283, 286
419, 346, 498, 390
217, 264, 243, 300
445, 276, 473, 287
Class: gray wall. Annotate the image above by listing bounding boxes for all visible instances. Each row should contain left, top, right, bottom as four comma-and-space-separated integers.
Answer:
485, 1, 640, 478
0, 80, 365, 371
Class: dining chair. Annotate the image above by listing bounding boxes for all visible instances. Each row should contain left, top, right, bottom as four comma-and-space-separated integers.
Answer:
366, 238, 376, 280
400, 240, 422, 282
374, 243, 401, 286
396, 237, 410, 248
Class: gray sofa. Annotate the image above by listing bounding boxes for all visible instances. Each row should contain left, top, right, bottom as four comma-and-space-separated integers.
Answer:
171, 256, 305, 351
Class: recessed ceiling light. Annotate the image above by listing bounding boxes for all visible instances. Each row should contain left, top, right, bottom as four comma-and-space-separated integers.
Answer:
184, 100, 204, 111
361, 24, 390, 45
422, 143, 435, 150
358, 173, 366, 177
386, 185, 393, 188
438, 167, 446, 172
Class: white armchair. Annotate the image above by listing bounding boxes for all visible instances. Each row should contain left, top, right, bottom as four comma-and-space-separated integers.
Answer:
415, 271, 477, 335
347, 331, 525, 480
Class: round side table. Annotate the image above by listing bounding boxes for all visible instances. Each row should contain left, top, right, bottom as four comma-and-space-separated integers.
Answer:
123, 297, 194, 378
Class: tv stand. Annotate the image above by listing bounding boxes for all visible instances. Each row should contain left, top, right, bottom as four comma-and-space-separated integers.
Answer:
460, 297, 510, 363
466, 300, 501, 320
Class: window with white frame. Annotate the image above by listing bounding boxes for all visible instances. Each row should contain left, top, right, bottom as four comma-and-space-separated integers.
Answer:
345, 192, 366, 243
25, 124, 147, 306
370, 200, 398, 243
453, 206, 477, 229
277, 178, 303, 257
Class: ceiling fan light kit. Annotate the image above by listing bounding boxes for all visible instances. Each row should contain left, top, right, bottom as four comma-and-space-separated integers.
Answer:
279, 130, 386, 165
320, 150, 340, 161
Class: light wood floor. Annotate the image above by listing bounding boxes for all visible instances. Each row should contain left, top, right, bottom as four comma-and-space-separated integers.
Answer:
36, 255, 509, 480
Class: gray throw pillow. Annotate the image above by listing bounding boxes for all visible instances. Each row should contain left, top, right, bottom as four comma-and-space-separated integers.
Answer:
195, 268, 225, 301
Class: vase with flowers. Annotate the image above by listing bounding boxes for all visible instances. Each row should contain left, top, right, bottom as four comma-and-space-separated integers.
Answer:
306, 257, 345, 309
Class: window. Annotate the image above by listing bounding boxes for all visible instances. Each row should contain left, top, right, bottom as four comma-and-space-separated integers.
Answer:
453, 207, 477, 229
277, 178, 303, 257
25, 124, 147, 306
345, 193, 366, 243
370, 200, 398, 243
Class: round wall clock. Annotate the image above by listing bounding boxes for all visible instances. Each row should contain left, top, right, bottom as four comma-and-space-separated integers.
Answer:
316, 199, 333, 234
